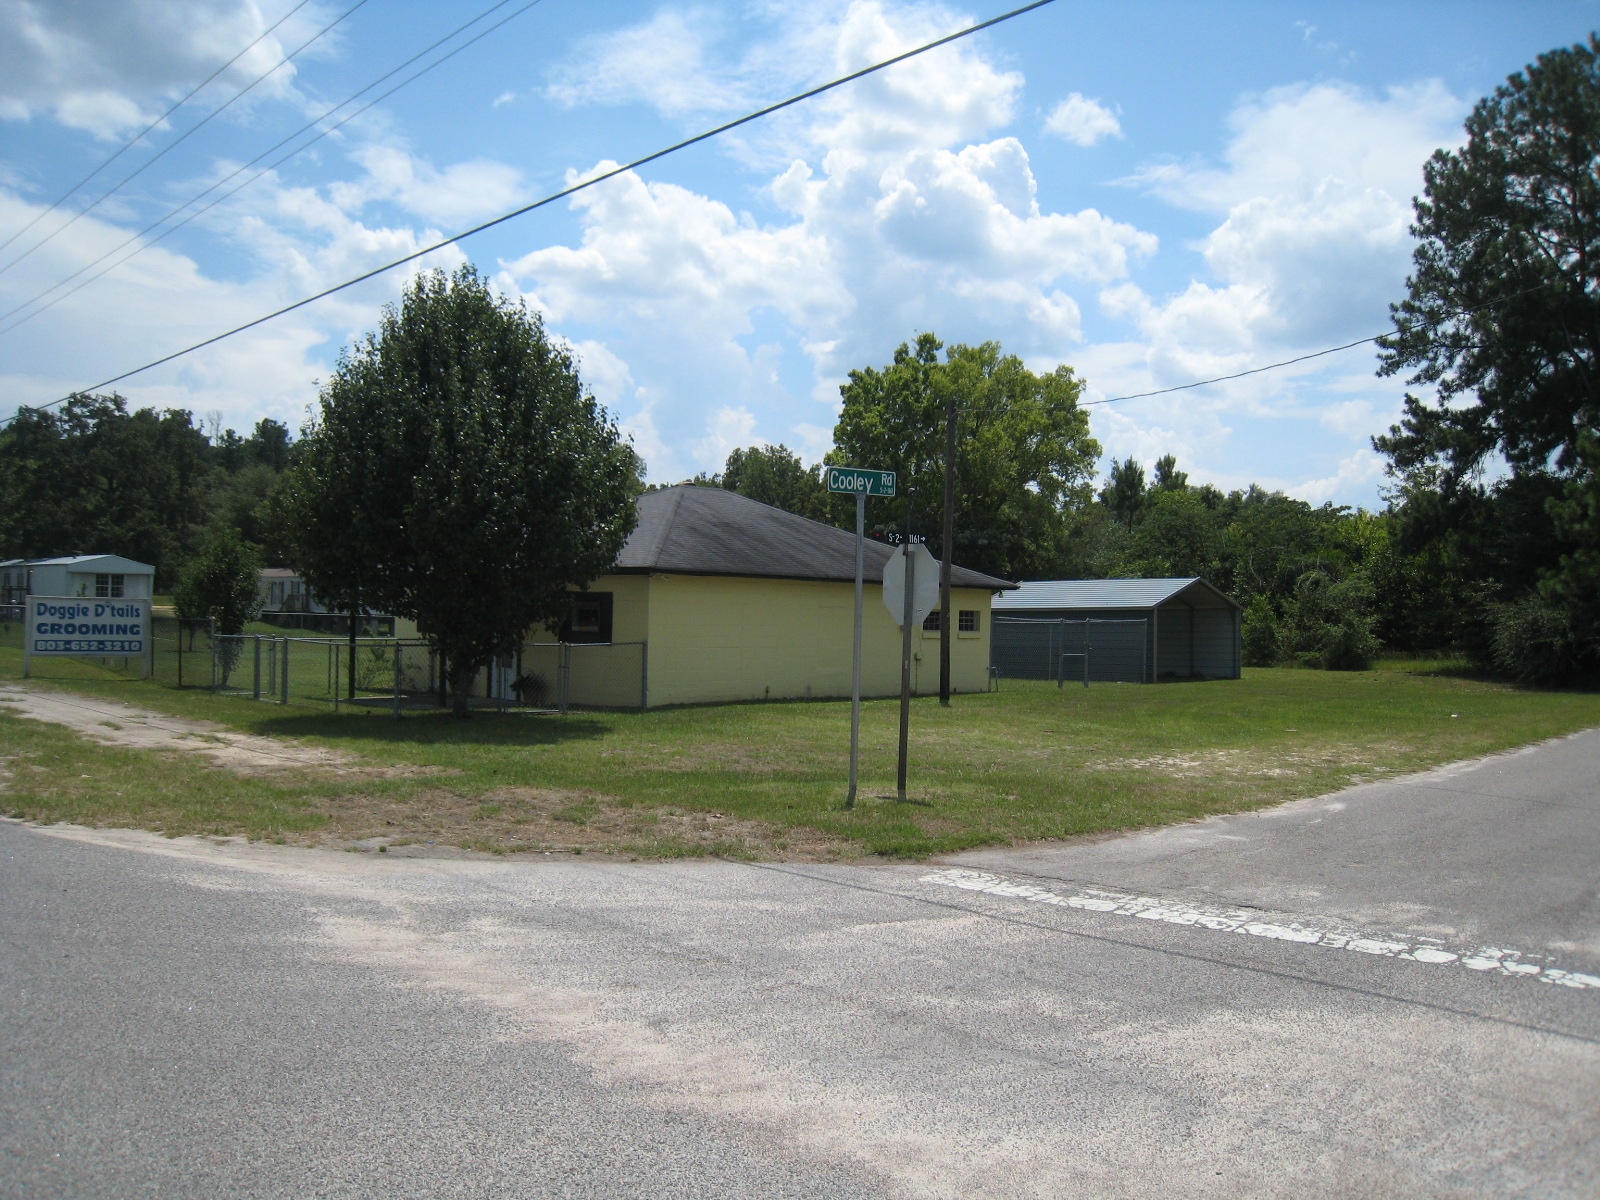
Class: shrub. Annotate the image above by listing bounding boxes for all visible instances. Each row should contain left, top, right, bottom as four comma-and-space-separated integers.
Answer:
1488, 597, 1594, 685
173, 524, 262, 635
1280, 569, 1378, 671
1241, 595, 1281, 667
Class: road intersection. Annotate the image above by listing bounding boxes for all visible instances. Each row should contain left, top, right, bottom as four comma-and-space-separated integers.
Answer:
4, 731, 1597, 1198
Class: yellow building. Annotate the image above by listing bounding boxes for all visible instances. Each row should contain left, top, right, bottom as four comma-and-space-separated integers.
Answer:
520, 485, 1013, 708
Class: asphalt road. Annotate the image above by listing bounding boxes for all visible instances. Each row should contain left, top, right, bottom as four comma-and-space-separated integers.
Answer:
3, 731, 1598, 1199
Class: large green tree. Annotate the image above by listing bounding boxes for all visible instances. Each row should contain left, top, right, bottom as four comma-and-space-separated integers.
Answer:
0, 394, 213, 586
719, 443, 829, 520
830, 334, 1100, 581
1099, 457, 1147, 530
289, 265, 641, 715
1377, 35, 1600, 481
1376, 36, 1600, 678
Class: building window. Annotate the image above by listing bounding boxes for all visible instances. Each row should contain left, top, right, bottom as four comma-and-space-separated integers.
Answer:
958, 610, 979, 633
921, 611, 942, 631
561, 592, 614, 644
95, 574, 124, 598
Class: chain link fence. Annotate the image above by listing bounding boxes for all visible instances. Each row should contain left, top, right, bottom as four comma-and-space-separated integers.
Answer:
202, 635, 649, 714
991, 617, 1150, 686
517, 641, 648, 711
0, 603, 22, 658
6, 603, 649, 715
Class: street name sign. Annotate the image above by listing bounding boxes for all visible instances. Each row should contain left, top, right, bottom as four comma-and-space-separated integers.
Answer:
826, 466, 896, 497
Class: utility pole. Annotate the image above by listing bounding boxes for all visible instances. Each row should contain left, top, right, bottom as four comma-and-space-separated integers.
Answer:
939, 386, 956, 705
897, 498, 914, 801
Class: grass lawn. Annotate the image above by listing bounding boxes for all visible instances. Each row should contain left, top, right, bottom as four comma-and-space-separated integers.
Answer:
2, 638, 1597, 859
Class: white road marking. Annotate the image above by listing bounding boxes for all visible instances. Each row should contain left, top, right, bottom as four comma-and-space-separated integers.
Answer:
920, 868, 1600, 992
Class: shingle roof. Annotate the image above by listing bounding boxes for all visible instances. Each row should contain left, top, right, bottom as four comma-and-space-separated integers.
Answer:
993, 577, 1239, 611
615, 485, 1014, 589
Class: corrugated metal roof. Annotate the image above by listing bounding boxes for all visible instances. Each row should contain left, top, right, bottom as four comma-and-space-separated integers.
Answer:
993, 577, 1238, 610
26, 554, 155, 572
615, 485, 1015, 589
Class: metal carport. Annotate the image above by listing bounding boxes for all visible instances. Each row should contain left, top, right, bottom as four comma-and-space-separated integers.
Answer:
991, 577, 1241, 683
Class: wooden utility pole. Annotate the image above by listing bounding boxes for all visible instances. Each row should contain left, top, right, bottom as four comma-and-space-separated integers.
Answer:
939, 387, 956, 705
897, 498, 915, 800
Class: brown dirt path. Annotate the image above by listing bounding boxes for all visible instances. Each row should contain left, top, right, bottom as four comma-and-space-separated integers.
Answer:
0, 683, 419, 776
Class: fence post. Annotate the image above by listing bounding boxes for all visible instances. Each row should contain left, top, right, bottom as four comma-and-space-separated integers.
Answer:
177, 621, 184, 689
559, 643, 571, 714
393, 641, 402, 720
252, 636, 262, 701
281, 638, 290, 704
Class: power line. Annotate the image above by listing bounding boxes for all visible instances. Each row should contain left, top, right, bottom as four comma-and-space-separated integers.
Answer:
1086, 334, 1382, 406
6, 0, 1061, 422
0, 0, 540, 334
0, 0, 316, 259
0, 0, 370, 279
1084, 281, 1557, 406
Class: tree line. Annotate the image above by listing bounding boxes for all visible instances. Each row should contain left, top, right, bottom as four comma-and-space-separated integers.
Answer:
2, 33, 1597, 689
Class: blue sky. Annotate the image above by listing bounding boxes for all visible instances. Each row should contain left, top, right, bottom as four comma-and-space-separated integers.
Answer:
1, 0, 1595, 504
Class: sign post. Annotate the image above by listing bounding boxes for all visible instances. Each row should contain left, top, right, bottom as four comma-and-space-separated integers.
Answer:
826, 466, 896, 808
881, 540, 939, 801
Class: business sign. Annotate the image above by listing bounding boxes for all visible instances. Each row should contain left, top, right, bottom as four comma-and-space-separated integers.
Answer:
826, 466, 896, 497
25, 596, 150, 656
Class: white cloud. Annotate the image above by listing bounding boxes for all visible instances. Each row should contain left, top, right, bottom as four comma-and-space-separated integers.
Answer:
333, 145, 527, 227
1070, 79, 1468, 502
503, 128, 1151, 479
568, 339, 635, 411
1126, 81, 1463, 353
1044, 93, 1121, 147
498, 3, 1162, 482
797, 1, 1022, 155
546, 2, 1023, 162
546, 7, 746, 118
0, 0, 332, 139
695, 405, 758, 470
0, 157, 463, 436
1288, 447, 1387, 504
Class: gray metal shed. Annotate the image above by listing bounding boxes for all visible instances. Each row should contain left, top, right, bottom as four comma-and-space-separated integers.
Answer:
991, 578, 1241, 683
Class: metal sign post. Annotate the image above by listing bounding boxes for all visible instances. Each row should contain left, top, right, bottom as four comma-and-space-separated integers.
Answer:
827, 466, 896, 808
881, 540, 938, 801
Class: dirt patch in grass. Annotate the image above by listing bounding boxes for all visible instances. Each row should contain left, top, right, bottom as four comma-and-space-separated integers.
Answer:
295, 784, 860, 861
0, 683, 442, 779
